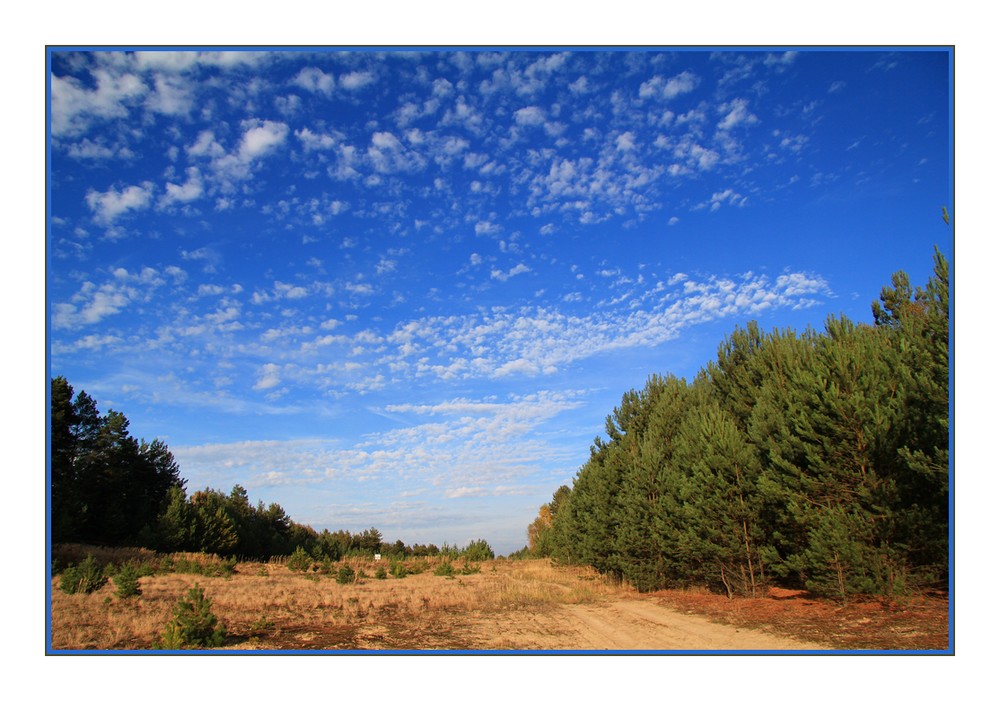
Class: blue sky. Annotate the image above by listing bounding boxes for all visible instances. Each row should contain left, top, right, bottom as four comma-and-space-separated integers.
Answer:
47, 48, 952, 555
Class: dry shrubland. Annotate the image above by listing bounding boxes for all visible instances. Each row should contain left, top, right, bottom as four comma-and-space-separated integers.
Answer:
49, 548, 636, 650
51, 546, 949, 651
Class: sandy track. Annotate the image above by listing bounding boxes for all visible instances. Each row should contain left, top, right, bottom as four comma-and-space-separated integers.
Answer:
466, 599, 823, 651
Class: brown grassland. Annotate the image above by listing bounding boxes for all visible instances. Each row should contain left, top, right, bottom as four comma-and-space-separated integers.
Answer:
48, 546, 949, 652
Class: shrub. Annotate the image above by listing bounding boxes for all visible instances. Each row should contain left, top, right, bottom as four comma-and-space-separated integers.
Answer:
156, 584, 226, 650
249, 615, 274, 636
434, 561, 456, 577
336, 564, 356, 584
462, 539, 495, 562
59, 555, 108, 595
374, 565, 387, 579
113, 562, 142, 599
390, 561, 408, 579
171, 557, 201, 575
216, 556, 238, 578
460, 562, 481, 575
287, 546, 313, 572
135, 559, 156, 577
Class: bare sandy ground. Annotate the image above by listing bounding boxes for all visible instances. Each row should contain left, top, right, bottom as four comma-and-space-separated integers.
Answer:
443, 599, 823, 651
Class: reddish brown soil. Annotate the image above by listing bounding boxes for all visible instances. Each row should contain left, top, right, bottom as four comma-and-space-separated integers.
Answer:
651, 586, 951, 651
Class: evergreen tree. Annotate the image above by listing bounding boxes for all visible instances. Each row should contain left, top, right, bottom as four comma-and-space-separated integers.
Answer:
189, 489, 240, 554
707, 321, 766, 431
50, 378, 186, 546
674, 401, 767, 597
152, 485, 197, 551
613, 374, 691, 591
535, 248, 950, 599
50, 377, 79, 542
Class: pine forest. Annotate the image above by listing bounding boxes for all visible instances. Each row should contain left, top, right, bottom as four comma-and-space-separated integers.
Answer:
525, 248, 950, 599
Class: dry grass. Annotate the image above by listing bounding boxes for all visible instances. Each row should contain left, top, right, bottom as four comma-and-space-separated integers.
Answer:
48, 548, 948, 651
49, 550, 635, 650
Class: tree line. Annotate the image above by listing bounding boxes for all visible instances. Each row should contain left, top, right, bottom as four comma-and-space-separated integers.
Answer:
525, 248, 950, 599
50, 378, 493, 561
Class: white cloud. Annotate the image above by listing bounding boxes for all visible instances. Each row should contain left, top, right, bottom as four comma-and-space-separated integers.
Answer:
295, 127, 340, 152
776, 271, 831, 296
705, 189, 748, 211
354, 269, 833, 383
51, 266, 165, 329
172, 390, 583, 514
251, 281, 310, 304
66, 138, 132, 160
239, 119, 289, 160
85, 181, 155, 225
367, 131, 426, 174
765, 51, 798, 67
639, 71, 698, 100
475, 221, 501, 236
159, 167, 203, 207
145, 73, 194, 116
187, 120, 288, 189
346, 282, 375, 295
187, 130, 225, 158
292, 67, 336, 95
490, 263, 531, 282
514, 106, 546, 126
778, 133, 809, 153
253, 363, 282, 390
340, 70, 375, 90
717, 98, 759, 130
616, 131, 637, 152
50, 69, 147, 137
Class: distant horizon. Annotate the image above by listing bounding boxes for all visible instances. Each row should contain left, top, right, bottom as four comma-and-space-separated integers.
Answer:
48, 47, 953, 556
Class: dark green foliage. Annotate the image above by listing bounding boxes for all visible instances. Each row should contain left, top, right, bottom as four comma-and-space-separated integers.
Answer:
112, 562, 142, 599
249, 615, 275, 636
286, 546, 313, 572
357, 527, 383, 554
459, 562, 481, 575
336, 564, 356, 584
317, 557, 335, 575
156, 584, 226, 650
537, 249, 950, 600
58, 555, 108, 595
50, 379, 185, 545
390, 560, 408, 579
374, 565, 387, 579
462, 539, 495, 561
162, 555, 235, 578
434, 561, 456, 577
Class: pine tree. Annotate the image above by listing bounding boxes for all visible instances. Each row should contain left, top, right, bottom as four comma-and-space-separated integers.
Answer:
674, 402, 767, 597
614, 374, 691, 591
50, 378, 185, 546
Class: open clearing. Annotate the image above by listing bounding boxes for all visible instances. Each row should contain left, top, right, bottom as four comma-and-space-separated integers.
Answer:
49, 556, 948, 651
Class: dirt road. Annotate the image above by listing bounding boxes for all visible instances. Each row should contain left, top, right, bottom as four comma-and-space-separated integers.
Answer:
458, 598, 824, 651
